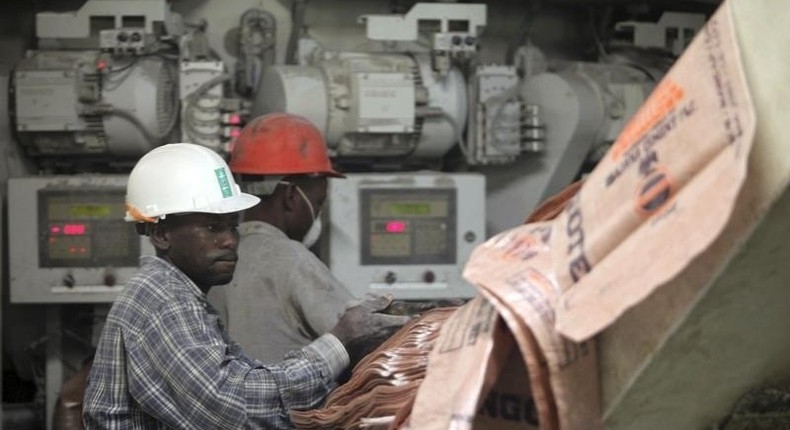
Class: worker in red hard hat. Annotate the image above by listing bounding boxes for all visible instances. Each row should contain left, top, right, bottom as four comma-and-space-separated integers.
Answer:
208, 112, 361, 363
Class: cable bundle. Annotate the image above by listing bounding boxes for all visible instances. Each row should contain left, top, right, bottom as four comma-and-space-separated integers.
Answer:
291, 307, 458, 430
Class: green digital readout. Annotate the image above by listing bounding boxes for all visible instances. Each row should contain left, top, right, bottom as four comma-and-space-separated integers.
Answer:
388, 202, 431, 216
69, 204, 112, 218
48, 202, 116, 220
370, 195, 449, 218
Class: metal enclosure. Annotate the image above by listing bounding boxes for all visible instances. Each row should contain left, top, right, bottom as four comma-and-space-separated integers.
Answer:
8, 175, 154, 303
327, 172, 485, 299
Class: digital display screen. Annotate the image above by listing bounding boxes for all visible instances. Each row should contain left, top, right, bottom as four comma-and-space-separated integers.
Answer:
70, 204, 112, 219
385, 221, 408, 233
387, 203, 430, 216
38, 189, 140, 268
361, 188, 456, 265
50, 224, 88, 235
370, 199, 449, 218
48, 202, 117, 220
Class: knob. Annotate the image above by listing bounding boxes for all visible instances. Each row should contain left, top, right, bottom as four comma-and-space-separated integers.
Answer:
104, 273, 117, 287
384, 271, 397, 284
422, 270, 435, 283
62, 273, 75, 288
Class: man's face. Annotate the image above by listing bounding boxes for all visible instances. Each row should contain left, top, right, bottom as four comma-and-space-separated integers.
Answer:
157, 212, 241, 291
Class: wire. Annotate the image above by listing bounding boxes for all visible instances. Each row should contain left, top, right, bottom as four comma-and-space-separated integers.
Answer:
589, 6, 611, 60
285, 0, 307, 65
506, 1, 543, 65
100, 61, 138, 93
106, 58, 139, 75
101, 54, 176, 92
441, 110, 470, 162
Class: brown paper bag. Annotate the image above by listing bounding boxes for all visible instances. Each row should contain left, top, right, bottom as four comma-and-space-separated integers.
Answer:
406, 297, 516, 430
553, 2, 756, 341
394, 2, 759, 430
464, 223, 602, 430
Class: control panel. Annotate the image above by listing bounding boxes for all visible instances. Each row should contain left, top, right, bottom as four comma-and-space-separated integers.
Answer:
8, 176, 154, 303
327, 172, 485, 299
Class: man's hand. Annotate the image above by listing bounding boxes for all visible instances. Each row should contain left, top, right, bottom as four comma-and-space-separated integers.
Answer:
330, 293, 411, 347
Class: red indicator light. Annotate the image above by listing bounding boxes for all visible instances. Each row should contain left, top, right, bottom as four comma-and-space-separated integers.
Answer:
63, 224, 86, 235
229, 127, 241, 138
51, 226, 62, 234
386, 221, 407, 233
229, 114, 241, 124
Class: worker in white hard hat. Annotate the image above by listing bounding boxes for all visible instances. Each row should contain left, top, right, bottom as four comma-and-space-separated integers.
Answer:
82, 143, 410, 429
207, 112, 356, 364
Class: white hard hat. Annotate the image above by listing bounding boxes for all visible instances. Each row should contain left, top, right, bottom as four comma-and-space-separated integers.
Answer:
125, 143, 260, 222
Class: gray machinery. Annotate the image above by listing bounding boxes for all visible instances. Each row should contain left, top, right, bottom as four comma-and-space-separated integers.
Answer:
254, 3, 549, 167
252, 3, 689, 171
9, 0, 251, 171
251, 2, 692, 232
326, 172, 485, 299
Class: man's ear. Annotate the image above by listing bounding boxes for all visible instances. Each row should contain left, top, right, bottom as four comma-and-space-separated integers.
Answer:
281, 184, 300, 212
148, 222, 170, 252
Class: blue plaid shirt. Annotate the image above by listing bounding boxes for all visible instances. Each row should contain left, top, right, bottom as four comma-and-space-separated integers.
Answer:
83, 256, 349, 429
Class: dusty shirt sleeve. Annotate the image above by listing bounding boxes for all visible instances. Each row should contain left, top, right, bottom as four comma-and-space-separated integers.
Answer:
288, 249, 355, 336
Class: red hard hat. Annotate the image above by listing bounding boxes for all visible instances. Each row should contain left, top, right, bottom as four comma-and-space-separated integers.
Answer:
229, 113, 345, 178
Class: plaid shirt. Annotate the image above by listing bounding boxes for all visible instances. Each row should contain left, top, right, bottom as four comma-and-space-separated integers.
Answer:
83, 256, 349, 429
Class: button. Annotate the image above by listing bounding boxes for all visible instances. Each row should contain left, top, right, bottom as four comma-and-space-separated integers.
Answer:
423, 270, 435, 283
384, 271, 397, 284
104, 273, 117, 287
62, 273, 75, 288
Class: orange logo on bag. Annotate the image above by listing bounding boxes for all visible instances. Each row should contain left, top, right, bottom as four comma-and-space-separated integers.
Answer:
634, 167, 674, 216
611, 79, 685, 160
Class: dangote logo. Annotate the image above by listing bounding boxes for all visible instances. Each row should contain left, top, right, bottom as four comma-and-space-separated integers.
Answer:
635, 168, 674, 215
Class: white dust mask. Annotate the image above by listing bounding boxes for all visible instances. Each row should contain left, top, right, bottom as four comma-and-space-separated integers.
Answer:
301, 214, 322, 248
292, 184, 323, 248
